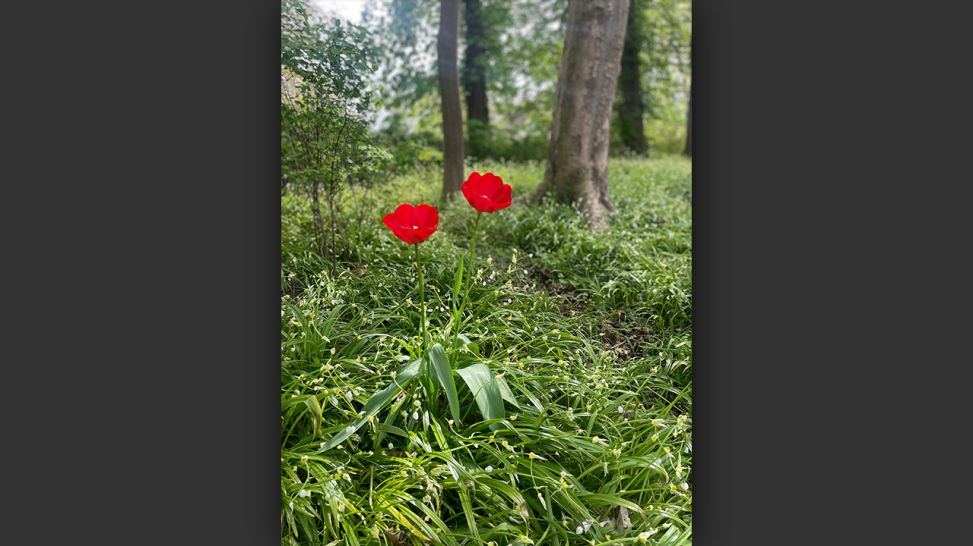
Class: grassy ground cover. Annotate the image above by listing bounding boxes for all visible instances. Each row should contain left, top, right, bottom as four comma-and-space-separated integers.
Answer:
281, 156, 692, 545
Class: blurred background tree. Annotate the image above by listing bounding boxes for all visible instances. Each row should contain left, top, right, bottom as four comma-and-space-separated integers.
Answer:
358, 0, 689, 163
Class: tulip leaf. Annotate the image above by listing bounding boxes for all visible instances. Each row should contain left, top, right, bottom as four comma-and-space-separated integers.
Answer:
457, 333, 479, 355
495, 376, 521, 409
427, 344, 461, 424
456, 363, 505, 428
319, 358, 421, 452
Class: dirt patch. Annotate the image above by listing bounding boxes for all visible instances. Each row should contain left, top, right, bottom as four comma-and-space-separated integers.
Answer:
599, 307, 657, 359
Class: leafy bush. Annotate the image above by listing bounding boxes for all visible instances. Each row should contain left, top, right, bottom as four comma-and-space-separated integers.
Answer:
281, 0, 386, 257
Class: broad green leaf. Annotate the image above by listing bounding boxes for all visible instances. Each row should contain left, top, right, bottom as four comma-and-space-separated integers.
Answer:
319, 358, 421, 452
456, 363, 505, 427
303, 396, 322, 434
495, 376, 521, 409
427, 344, 461, 423
456, 333, 479, 355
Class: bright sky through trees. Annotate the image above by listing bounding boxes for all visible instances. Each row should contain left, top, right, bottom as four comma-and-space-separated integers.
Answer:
310, 0, 365, 23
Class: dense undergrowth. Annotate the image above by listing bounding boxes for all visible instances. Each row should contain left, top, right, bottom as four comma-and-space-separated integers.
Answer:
281, 157, 692, 545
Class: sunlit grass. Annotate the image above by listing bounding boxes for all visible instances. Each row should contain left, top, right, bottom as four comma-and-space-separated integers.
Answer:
282, 156, 692, 545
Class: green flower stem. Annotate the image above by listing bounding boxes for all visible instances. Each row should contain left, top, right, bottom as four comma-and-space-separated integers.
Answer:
415, 243, 427, 352
415, 242, 436, 408
452, 212, 482, 350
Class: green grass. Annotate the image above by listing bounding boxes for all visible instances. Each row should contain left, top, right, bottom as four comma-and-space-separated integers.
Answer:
281, 156, 692, 545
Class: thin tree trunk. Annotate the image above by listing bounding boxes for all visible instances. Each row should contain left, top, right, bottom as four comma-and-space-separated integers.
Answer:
684, 35, 692, 158
438, 0, 465, 198
462, 0, 490, 159
310, 180, 326, 256
618, 0, 648, 156
535, 0, 630, 231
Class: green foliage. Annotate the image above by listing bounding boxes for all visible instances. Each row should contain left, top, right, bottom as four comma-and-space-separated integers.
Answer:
362, 0, 690, 161
282, 157, 692, 544
282, 0, 387, 255
639, 0, 692, 154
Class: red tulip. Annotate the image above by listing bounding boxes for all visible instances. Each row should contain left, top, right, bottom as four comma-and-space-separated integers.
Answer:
461, 172, 512, 213
383, 203, 439, 244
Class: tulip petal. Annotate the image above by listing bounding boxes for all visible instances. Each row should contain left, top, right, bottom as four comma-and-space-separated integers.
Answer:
481, 172, 502, 194
492, 183, 512, 209
412, 204, 439, 228
392, 203, 414, 224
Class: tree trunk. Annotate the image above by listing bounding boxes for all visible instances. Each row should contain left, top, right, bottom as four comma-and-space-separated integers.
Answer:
462, 0, 490, 160
684, 35, 692, 158
438, 0, 465, 198
535, 0, 630, 231
618, 0, 648, 156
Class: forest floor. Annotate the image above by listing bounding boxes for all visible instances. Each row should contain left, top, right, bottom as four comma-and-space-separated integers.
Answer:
281, 156, 692, 545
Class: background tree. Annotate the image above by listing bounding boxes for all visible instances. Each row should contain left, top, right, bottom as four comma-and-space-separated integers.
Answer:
363, 0, 566, 163
437, 0, 465, 197
535, 0, 630, 230
618, 0, 649, 155
462, 0, 490, 159
639, 0, 691, 154
684, 33, 692, 157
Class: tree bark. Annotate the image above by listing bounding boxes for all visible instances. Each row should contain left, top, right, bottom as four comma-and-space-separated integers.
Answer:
535, 0, 630, 231
618, 0, 649, 156
684, 35, 692, 158
462, 0, 490, 159
438, 0, 465, 198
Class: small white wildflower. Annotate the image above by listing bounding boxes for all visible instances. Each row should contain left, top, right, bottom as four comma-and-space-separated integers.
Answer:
345, 390, 353, 401
617, 405, 625, 414
297, 489, 309, 498
387, 442, 393, 450
484, 465, 493, 473
412, 411, 419, 420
